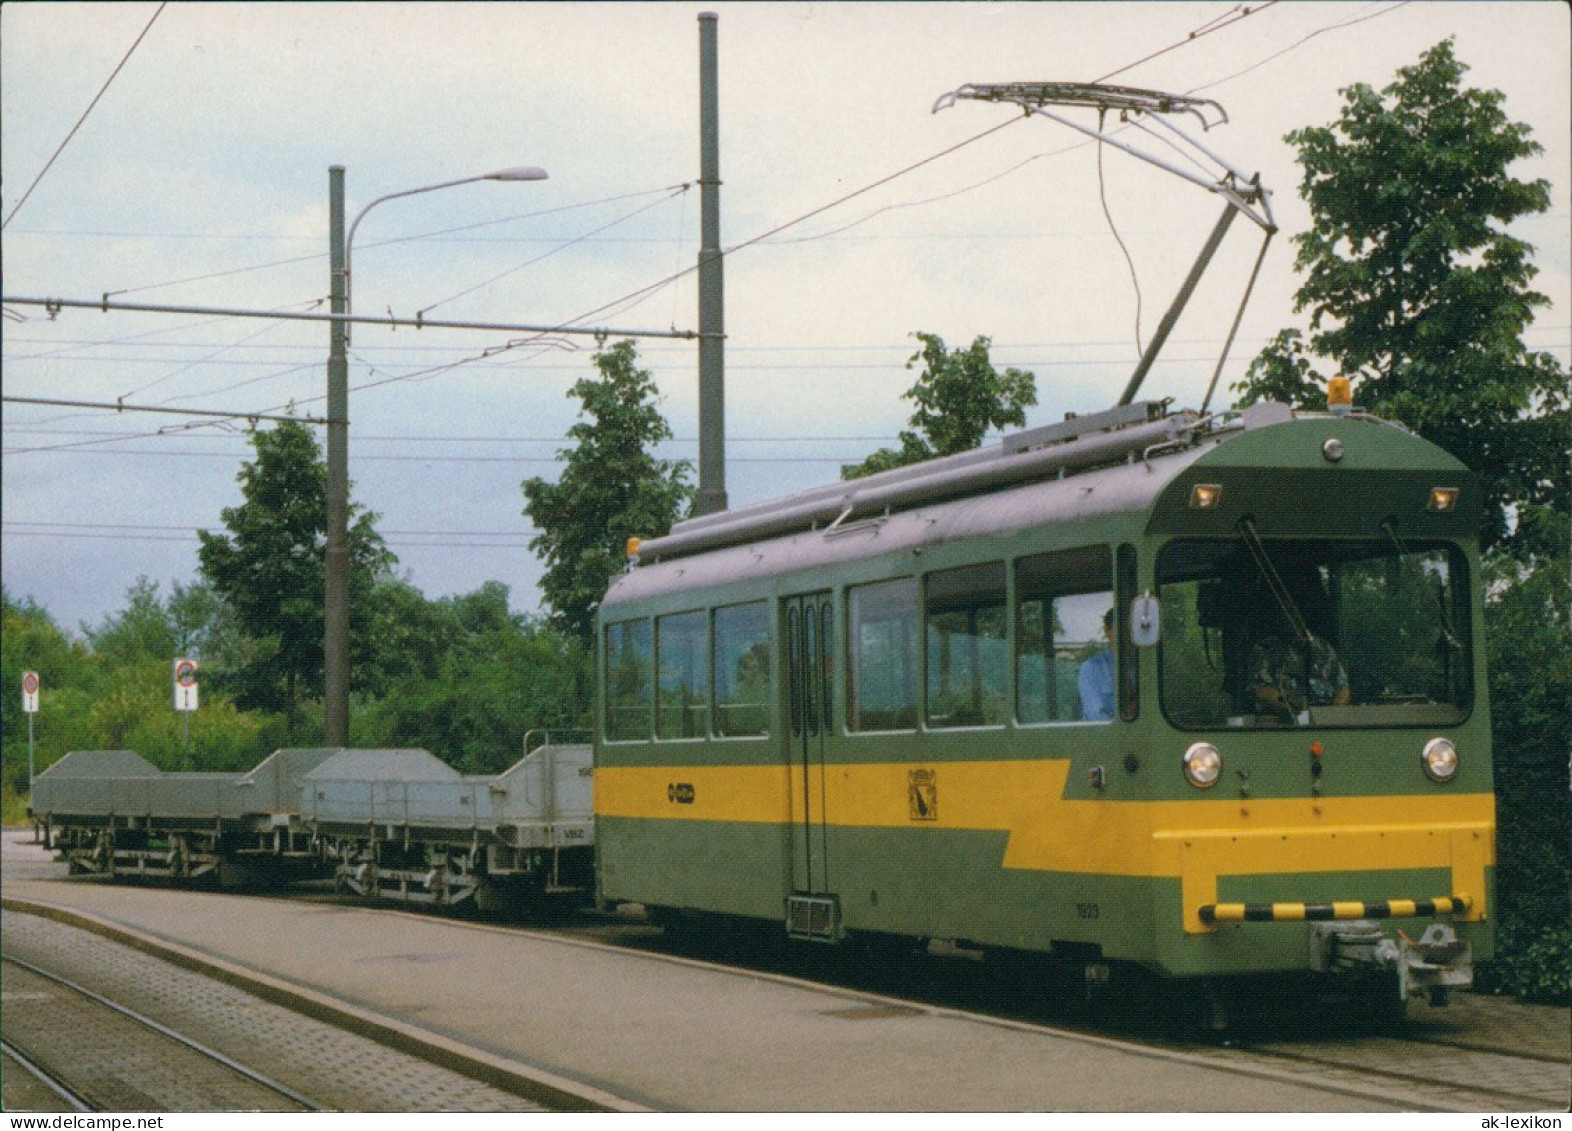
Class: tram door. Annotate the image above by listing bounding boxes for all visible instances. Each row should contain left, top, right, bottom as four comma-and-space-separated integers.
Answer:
784, 592, 838, 938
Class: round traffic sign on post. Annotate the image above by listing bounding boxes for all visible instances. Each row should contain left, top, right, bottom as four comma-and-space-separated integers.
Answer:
22, 670, 40, 714
173, 658, 199, 711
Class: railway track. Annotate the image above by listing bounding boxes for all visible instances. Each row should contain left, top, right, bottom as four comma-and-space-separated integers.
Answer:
265, 883, 1569, 1111
4, 1042, 94, 1112
5, 871, 1564, 1112
1, 955, 320, 1112
0, 910, 565, 1113
1217, 1035, 1570, 1112
571, 905, 1571, 1111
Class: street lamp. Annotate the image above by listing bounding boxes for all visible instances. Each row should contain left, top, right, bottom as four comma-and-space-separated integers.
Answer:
343, 166, 549, 344
323, 164, 549, 746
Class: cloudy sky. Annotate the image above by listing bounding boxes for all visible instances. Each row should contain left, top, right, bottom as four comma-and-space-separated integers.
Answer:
3, 1, 1568, 636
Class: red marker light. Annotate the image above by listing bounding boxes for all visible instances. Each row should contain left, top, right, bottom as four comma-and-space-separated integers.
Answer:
1310, 742, 1324, 758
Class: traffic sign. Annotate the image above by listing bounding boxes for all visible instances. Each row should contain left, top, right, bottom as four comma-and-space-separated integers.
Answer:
174, 658, 199, 712
22, 671, 40, 714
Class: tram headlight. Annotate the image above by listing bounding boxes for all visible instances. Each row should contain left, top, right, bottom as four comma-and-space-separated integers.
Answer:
1421, 737, 1459, 783
1182, 742, 1223, 788
1189, 483, 1223, 510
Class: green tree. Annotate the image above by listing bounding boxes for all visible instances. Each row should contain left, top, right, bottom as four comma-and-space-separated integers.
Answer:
3, 588, 92, 701
82, 576, 175, 666
165, 578, 244, 662
843, 332, 1037, 479
1237, 39, 1570, 1002
1, 589, 97, 812
358, 575, 453, 697
1482, 557, 1572, 1003
359, 583, 591, 773
1236, 39, 1568, 558
197, 419, 393, 729
523, 341, 692, 642
84, 655, 265, 773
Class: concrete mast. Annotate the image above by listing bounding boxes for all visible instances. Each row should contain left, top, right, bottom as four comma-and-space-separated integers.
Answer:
693, 12, 728, 517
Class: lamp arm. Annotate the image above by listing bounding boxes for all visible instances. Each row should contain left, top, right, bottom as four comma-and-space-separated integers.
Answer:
339, 168, 545, 340
343, 175, 492, 319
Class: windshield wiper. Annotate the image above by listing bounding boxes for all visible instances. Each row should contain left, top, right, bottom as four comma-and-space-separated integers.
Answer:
1237, 516, 1310, 645
1380, 519, 1464, 651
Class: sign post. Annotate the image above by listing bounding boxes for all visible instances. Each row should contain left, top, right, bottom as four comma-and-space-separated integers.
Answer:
22, 670, 39, 798
174, 658, 198, 758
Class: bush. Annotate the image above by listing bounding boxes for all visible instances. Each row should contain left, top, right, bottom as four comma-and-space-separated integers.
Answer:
1481, 922, 1572, 1005
1485, 553, 1571, 1002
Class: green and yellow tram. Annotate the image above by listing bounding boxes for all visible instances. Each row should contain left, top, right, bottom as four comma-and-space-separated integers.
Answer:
593, 397, 1492, 1011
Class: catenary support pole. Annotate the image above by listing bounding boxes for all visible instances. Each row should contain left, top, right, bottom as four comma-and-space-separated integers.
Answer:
693, 12, 728, 517
324, 166, 350, 747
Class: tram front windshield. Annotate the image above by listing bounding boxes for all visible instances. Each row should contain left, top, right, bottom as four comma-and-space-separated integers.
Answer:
1157, 538, 1472, 729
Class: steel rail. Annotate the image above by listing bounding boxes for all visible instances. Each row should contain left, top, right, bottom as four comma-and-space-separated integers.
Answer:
1, 1037, 95, 1112
1228, 1038, 1565, 1110
0, 953, 325, 1112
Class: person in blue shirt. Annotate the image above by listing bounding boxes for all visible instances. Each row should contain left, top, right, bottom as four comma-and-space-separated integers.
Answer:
1078, 608, 1117, 722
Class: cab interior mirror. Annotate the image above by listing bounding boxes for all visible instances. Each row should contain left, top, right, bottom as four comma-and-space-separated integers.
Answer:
1131, 592, 1161, 647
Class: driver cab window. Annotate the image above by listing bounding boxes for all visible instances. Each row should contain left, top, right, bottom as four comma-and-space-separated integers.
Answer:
1158, 538, 1472, 729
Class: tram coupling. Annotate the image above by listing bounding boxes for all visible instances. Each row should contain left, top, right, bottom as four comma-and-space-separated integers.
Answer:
1309, 920, 1473, 1005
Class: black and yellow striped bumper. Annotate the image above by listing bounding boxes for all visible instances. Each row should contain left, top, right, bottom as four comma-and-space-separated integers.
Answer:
1197, 894, 1472, 926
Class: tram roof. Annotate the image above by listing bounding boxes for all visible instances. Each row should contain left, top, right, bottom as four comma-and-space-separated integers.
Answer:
604, 404, 1473, 611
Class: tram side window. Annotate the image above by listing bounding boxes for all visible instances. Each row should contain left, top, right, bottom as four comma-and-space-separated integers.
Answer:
1015, 546, 1115, 724
657, 610, 710, 739
605, 619, 653, 741
849, 578, 919, 732
926, 562, 1007, 728
714, 601, 771, 737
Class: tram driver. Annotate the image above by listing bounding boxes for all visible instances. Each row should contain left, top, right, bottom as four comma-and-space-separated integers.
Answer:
1247, 567, 1351, 722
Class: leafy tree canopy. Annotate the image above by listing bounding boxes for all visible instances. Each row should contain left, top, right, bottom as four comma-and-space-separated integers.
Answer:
3, 588, 94, 791
197, 419, 393, 720
359, 583, 590, 775
1233, 39, 1569, 999
1236, 39, 1568, 558
843, 332, 1037, 479
4, 587, 90, 690
82, 576, 175, 667
523, 341, 692, 642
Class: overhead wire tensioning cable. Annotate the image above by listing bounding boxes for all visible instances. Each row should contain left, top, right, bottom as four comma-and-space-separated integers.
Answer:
1093, 1, 1279, 83
414, 186, 689, 319
2, 3, 168, 230
5, 3, 1396, 434
1096, 108, 1146, 359
465, 113, 1030, 362
94, 184, 694, 301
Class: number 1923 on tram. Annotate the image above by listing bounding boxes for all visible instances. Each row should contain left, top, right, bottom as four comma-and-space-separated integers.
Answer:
592, 394, 1492, 1015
